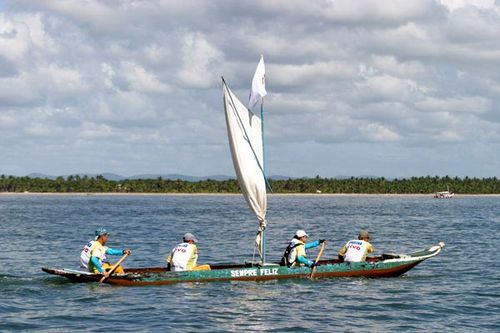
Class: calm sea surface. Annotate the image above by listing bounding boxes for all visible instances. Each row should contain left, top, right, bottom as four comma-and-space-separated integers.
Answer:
0, 194, 498, 332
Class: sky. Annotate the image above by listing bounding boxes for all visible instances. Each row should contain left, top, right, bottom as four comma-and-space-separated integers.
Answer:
1, 0, 499, 179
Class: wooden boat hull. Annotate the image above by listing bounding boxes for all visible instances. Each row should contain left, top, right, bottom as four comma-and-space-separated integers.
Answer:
42, 242, 444, 286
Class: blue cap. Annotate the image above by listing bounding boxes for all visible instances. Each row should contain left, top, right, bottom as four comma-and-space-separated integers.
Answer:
95, 227, 109, 239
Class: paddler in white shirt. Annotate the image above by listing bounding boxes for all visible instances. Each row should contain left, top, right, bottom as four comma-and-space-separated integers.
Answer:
166, 233, 210, 271
88, 227, 131, 277
338, 230, 374, 262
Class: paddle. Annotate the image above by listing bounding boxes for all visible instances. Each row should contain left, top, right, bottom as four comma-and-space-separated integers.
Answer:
309, 242, 326, 279
99, 253, 128, 283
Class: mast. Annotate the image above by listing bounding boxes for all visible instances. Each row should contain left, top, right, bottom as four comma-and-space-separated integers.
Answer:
260, 99, 266, 264
249, 55, 269, 265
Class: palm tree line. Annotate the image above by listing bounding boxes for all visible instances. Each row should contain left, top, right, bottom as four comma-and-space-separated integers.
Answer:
1, 175, 499, 194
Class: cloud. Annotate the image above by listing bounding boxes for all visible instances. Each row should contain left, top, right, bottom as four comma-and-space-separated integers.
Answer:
0, 73, 41, 106
370, 55, 428, 77
259, 0, 441, 25
0, 14, 32, 61
439, 0, 496, 11
176, 32, 224, 89
355, 74, 421, 103
1, 0, 500, 177
119, 61, 170, 93
271, 61, 357, 88
416, 96, 492, 114
39, 63, 88, 95
359, 123, 400, 141
0, 112, 18, 129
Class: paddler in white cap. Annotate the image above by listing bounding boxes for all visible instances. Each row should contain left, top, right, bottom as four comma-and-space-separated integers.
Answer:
281, 229, 326, 267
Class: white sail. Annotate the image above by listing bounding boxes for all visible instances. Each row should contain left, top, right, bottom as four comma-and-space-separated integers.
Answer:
223, 80, 267, 256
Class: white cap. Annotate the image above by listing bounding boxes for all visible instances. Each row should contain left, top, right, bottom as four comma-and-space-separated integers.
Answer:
295, 229, 309, 238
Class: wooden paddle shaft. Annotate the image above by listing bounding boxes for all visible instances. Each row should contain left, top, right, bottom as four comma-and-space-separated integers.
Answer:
310, 242, 326, 279
99, 253, 128, 283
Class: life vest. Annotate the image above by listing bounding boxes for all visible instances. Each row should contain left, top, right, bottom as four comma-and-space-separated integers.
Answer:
280, 239, 304, 267
168, 242, 198, 271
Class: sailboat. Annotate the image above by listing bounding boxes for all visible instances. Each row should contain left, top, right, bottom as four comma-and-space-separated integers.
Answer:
42, 57, 445, 285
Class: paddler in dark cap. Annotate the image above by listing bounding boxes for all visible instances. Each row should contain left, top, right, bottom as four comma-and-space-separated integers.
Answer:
166, 233, 210, 271
338, 230, 374, 262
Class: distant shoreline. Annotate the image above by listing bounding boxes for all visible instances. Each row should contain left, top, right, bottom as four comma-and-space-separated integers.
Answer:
3, 176, 497, 194
1, 192, 499, 197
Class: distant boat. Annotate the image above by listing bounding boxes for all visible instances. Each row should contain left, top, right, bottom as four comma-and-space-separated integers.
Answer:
434, 186, 454, 198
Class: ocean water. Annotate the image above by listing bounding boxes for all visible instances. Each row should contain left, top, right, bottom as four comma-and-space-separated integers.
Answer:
0, 194, 498, 332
